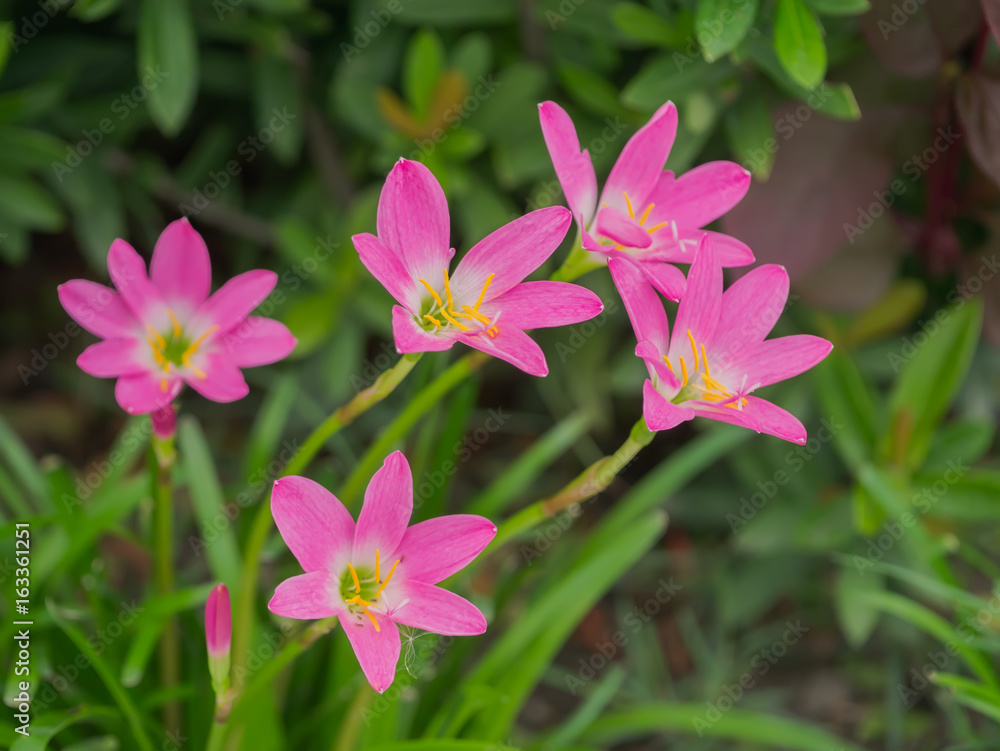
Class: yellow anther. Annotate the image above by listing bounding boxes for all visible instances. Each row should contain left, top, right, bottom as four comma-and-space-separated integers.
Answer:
679, 356, 688, 386
182, 326, 218, 361
639, 203, 655, 224
440, 308, 472, 331
375, 549, 381, 583
348, 563, 361, 593
623, 191, 635, 219
687, 330, 698, 371
366, 610, 381, 631
166, 308, 183, 339
423, 314, 442, 329
646, 221, 669, 234
661, 356, 674, 374
376, 560, 399, 597
462, 306, 492, 325
487, 326, 499, 338
701, 345, 709, 377
443, 268, 456, 312
160, 377, 168, 393
473, 273, 495, 310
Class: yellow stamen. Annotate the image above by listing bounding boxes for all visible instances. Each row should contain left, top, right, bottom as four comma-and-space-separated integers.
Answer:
182, 326, 219, 361
623, 192, 634, 219
366, 610, 381, 631
148, 337, 166, 365
646, 221, 669, 234
375, 549, 381, 583
639, 203, 655, 224
417, 278, 445, 308
679, 356, 688, 386
166, 308, 183, 339
701, 345, 709, 377
423, 314, 441, 329
462, 305, 492, 325
343, 594, 375, 608
348, 563, 361, 593
440, 308, 472, 331
661, 356, 674, 374
443, 268, 456, 312
687, 330, 698, 371
160, 377, 168, 393
487, 326, 499, 338
473, 273, 495, 310
145, 325, 166, 350
376, 560, 399, 597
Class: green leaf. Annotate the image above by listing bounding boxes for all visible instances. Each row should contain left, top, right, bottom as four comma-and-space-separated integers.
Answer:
252, 54, 303, 165
49, 157, 125, 272
0, 413, 47, 509
137, 0, 199, 136
695, 0, 758, 61
844, 279, 927, 347
745, 39, 858, 119
834, 565, 883, 648
804, 0, 870, 15
622, 54, 736, 112
611, 3, 687, 48
0, 174, 63, 231
404, 29, 445, 118
47, 602, 155, 751
814, 349, 879, 472
10, 707, 119, 751
924, 418, 995, 473
557, 63, 629, 118
178, 416, 242, 589
724, 91, 776, 179
774, 0, 827, 90
582, 702, 866, 750
885, 299, 983, 469
913, 470, 1000, 522
456, 511, 667, 740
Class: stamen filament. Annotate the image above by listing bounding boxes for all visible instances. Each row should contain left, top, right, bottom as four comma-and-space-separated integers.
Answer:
473, 273, 495, 310
166, 309, 183, 339
623, 192, 635, 219
145, 325, 166, 350
646, 221, 669, 234
377, 560, 399, 597
661, 356, 674, 374
348, 563, 361, 594
679, 356, 688, 386
639, 203, 655, 224
687, 330, 698, 371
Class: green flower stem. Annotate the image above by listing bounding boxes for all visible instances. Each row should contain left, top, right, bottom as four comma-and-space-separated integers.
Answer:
550, 235, 605, 283
338, 351, 490, 507
491, 417, 655, 549
151, 432, 182, 736
232, 354, 421, 690
207, 617, 339, 751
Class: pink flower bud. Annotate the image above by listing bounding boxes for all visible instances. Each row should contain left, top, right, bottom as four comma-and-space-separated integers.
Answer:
205, 583, 231, 693
151, 404, 176, 441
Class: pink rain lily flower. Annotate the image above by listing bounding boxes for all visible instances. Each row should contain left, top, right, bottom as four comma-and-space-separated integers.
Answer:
205, 583, 231, 693
538, 100, 754, 300
268, 450, 496, 693
609, 238, 833, 444
352, 158, 604, 377
58, 218, 296, 415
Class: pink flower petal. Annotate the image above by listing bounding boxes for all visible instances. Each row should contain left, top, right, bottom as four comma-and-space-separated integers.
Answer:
341, 611, 400, 693
693, 396, 807, 444
391, 581, 487, 636
193, 269, 277, 335
184, 354, 249, 403
392, 514, 496, 584
646, 162, 751, 229
608, 257, 670, 350
58, 280, 137, 338
217, 317, 297, 368
107, 239, 164, 322
538, 101, 598, 228
711, 264, 790, 356
643, 380, 693, 432
635, 340, 679, 390
478, 281, 604, 330
376, 159, 455, 284
205, 583, 231, 656
268, 571, 342, 619
600, 101, 677, 212
670, 237, 721, 359
271, 475, 356, 573
631, 258, 687, 302
459, 326, 548, 377
450, 206, 572, 302
77, 339, 148, 378
353, 232, 420, 311
114, 371, 181, 415
645, 228, 755, 268
149, 218, 211, 315
728, 335, 833, 389
392, 305, 456, 355
354, 451, 413, 563
595, 207, 653, 249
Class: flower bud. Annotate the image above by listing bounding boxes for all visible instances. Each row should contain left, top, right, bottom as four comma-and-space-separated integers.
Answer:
205, 583, 231, 694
